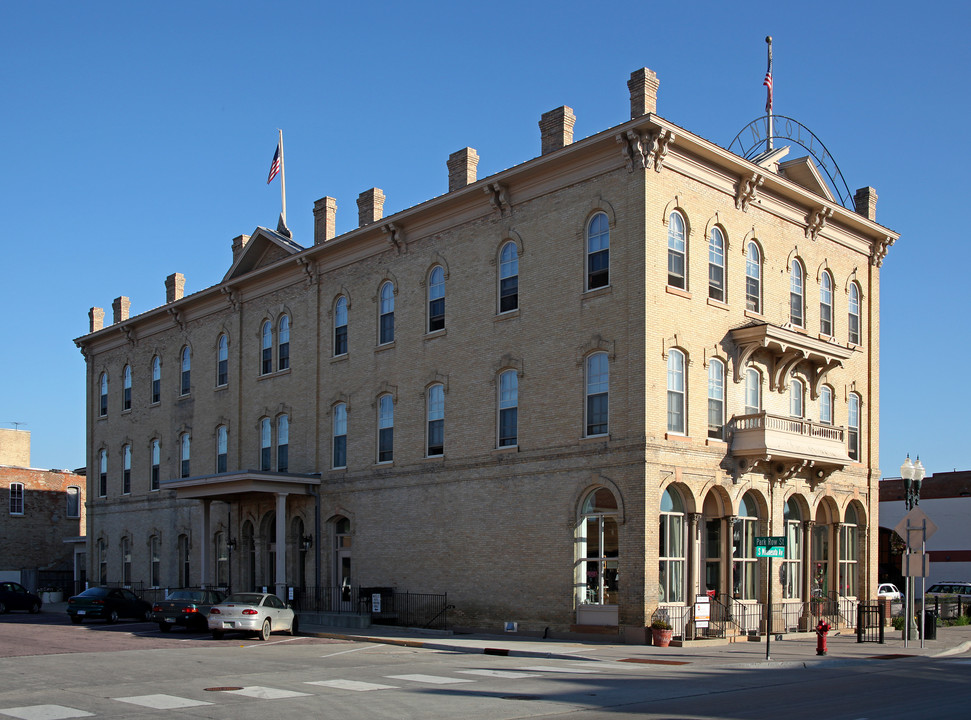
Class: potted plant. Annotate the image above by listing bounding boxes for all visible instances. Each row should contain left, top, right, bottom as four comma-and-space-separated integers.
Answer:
650, 618, 673, 647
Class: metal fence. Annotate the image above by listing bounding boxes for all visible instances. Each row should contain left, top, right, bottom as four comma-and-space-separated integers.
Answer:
292, 586, 451, 630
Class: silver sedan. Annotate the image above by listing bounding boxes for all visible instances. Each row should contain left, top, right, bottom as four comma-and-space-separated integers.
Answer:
207, 592, 298, 640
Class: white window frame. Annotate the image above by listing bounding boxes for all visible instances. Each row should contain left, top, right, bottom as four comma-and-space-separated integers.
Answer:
498, 241, 519, 313
707, 358, 725, 439
667, 211, 687, 290
584, 352, 609, 437
820, 271, 834, 336
744, 367, 762, 415
820, 385, 834, 425
427, 266, 445, 333
848, 393, 861, 461
708, 227, 726, 302
659, 487, 686, 603
790, 260, 805, 327
379, 282, 395, 345
745, 242, 762, 314
848, 283, 861, 345
585, 212, 609, 291
334, 296, 348, 356
666, 349, 686, 434
9, 482, 24, 515
789, 378, 804, 418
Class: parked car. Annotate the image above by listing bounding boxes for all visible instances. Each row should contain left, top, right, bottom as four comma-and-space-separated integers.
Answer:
926, 582, 971, 599
151, 588, 226, 632
0, 582, 42, 614
66, 587, 152, 624
207, 592, 298, 641
877, 583, 903, 601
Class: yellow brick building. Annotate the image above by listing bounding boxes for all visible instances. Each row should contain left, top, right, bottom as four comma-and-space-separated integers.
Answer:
75, 67, 896, 642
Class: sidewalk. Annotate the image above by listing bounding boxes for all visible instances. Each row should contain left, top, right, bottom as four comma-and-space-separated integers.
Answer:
298, 619, 971, 669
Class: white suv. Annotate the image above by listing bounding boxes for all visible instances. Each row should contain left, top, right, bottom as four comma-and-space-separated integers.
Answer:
926, 582, 971, 599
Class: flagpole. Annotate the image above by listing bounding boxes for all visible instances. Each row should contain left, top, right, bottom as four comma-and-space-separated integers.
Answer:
278, 128, 287, 228
765, 36, 774, 152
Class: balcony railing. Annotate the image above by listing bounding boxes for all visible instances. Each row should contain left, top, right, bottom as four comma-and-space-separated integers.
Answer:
730, 412, 850, 468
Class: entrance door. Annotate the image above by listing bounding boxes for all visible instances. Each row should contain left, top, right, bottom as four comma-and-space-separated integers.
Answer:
334, 517, 352, 610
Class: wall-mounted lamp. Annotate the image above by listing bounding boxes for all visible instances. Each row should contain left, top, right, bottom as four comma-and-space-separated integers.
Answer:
227, 538, 237, 552
301, 534, 313, 551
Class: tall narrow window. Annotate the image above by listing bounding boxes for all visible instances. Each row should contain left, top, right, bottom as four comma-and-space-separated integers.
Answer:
333, 403, 347, 469
379, 282, 395, 344
216, 334, 228, 387
67, 486, 81, 518
150, 535, 160, 587
378, 394, 394, 463
277, 414, 289, 472
666, 349, 686, 434
215, 532, 228, 587
97, 539, 107, 585
790, 378, 804, 418
426, 384, 444, 457
121, 537, 132, 587
151, 356, 160, 404
122, 444, 131, 494
334, 297, 348, 356
178, 534, 190, 587
261, 321, 273, 374
744, 368, 761, 415
123, 365, 132, 411
428, 266, 445, 332
820, 271, 834, 336
782, 500, 803, 600
180, 346, 191, 396
499, 242, 519, 313
667, 211, 686, 289
498, 370, 518, 448
150, 440, 160, 491
180, 433, 191, 478
99, 450, 107, 497
216, 425, 228, 473
790, 260, 804, 327
848, 393, 861, 461
659, 487, 686, 603
586, 212, 609, 290
278, 314, 290, 371
576, 488, 619, 605
820, 386, 834, 425
839, 505, 859, 597
260, 418, 272, 471
708, 227, 725, 302
733, 492, 760, 600
99, 373, 108, 417
707, 359, 725, 439
745, 242, 762, 314
8, 483, 24, 515
848, 283, 861, 345
585, 352, 609, 437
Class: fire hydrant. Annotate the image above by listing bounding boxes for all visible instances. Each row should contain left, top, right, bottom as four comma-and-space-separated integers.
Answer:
815, 619, 831, 655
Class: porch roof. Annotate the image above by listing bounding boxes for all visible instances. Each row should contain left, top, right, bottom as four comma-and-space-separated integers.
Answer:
161, 470, 320, 501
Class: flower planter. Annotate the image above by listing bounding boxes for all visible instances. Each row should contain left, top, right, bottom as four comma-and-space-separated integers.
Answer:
651, 627, 673, 647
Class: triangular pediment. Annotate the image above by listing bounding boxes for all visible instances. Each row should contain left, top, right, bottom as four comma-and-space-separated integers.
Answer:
223, 227, 305, 282
779, 156, 835, 202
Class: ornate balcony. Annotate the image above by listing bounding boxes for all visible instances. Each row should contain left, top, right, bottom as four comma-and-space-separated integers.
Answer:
729, 412, 850, 481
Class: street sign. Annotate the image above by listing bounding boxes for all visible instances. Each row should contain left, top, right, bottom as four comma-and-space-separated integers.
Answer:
894, 507, 938, 549
902, 552, 930, 577
755, 536, 786, 558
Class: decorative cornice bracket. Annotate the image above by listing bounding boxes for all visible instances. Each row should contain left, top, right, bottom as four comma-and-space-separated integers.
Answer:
735, 173, 764, 211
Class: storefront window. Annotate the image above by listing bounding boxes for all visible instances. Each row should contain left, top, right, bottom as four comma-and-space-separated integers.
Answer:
576, 488, 619, 605
839, 505, 859, 597
659, 487, 686, 603
782, 500, 803, 599
732, 492, 759, 600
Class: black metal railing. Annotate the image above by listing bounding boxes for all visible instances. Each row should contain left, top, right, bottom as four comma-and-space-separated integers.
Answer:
292, 586, 451, 630
856, 603, 885, 643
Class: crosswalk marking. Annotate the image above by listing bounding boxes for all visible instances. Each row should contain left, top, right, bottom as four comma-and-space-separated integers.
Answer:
224, 686, 311, 699
518, 665, 601, 674
114, 695, 212, 710
307, 679, 399, 691
456, 669, 541, 679
0, 706, 93, 720
387, 674, 476, 685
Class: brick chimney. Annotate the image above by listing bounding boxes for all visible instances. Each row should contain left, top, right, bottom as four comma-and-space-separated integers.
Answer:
112, 296, 130, 324
447, 148, 479, 191
854, 187, 878, 221
628, 67, 659, 118
539, 106, 576, 155
357, 188, 385, 227
89, 307, 104, 333
231, 234, 250, 263
314, 196, 338, 244
165, 273, 185, 304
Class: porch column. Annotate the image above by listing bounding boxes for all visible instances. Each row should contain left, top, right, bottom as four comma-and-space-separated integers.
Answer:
688, 513, 702, 601
201, 500, 211, 589
725, 515, 737, 601
802, 520, 815, 601
832, 522, 842, 597
857, 524, 868, 599
275, 492, 288, 601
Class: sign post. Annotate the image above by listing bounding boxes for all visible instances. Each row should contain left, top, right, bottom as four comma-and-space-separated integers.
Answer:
895, 508, 937, 649
756, 536, 786, 660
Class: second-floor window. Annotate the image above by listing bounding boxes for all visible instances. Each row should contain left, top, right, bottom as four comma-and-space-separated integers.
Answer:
745, 242, 762, 314
426, 384, 444, 457
99, 373, 108, 417
378, 394, 394, 462
123, 444, 131, 494
667, 349, 686, 434
789, 378, 804, 418
820, 386, 834, 425
707, 359, 725, 439
820, 271, 834, 336
151, 356, 160, 404
790, 261, 804, 327
123, 365, 132, 411
180, 346, 191, 396
744, 368, 762, 415
99, 450, 107, 497
428, 266, 445, 332
848, 393, 861, 461
216, 425, 228, 473
667, 212, 686, 289
379, 282, 395, 345
586, 213, 609, 290
217, 334, 228, 387
585, 352, 609, 437
9, 483, 24, 515
333, 403, 347, 469
334, 297, 348, 356
498, 370, 518, 447
180, 433, 191, 478
708, 227, 725, 302
150, 440, 160, 491
499, 241, 519, 313
849, 283, 861, 345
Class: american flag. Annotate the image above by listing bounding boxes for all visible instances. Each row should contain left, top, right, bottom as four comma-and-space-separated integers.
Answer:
267, 141, 281, 184
763, 48, 773, 113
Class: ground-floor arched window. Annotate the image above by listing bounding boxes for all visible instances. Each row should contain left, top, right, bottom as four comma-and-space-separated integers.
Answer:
576, 488, 619, 605
839, 505, 859, 597
659, 487, 686, 603
782, 500, 802, 599
733, 492, 760, 600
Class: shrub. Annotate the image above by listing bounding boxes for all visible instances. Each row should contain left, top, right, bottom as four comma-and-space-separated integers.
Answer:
651, 618, 672, 630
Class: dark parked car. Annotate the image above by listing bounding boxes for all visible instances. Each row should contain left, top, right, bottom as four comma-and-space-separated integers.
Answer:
66, 587, 152, 624
0, 582, 42, 614
151, 588, 226, 632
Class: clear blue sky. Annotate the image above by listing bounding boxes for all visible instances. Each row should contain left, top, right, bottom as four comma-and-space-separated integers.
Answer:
3, 1, 967, 477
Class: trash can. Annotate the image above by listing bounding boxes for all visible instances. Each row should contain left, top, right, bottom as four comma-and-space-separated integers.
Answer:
922, 610, 937, 640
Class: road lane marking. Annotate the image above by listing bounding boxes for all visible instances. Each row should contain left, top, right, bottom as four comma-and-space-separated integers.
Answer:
307, 679, 399, 691
224, 686, 310, 699
387, 674, 475, 685
518, 665, 601, 674
319, 646, 373, 658
457, 670, 542, 679
114, 695, 212, 709
0, 706, 93, 720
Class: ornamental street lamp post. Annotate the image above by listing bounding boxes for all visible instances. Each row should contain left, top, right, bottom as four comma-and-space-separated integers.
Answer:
899, 455, 926, 644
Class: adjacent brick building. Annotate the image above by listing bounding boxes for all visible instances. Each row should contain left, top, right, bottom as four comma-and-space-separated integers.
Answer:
74, 67, 896, 641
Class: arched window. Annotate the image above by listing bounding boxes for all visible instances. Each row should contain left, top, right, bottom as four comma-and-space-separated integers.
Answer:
66, 486, 81, 518
216, 334, 228, 387
744, 367, 762, 415
499, 242, 519, 313
261, 320, 273, 374
848, 283, 861, 345
667, 211, 686, 289
121, 536, 132, 587
782, 500, 803, 599
848, 393, 861, 461
150, 440, 160, 491
379, 281, 395, 344
745, 242, 762, 314
122, 444, 131, 494
260, 418, 272, 471
277, 414, 289, 472
98, 449, 107, 497
498, 370, 518, 448
99, 373, 108, 417
278, 314, 290, 371
180, 346, 191, 396
426, 384, 444, 456
666, 349, 686, 434
585, 352, 609, 437
839, 505, 859, 597
150, 535, 160, 587
377, 394, 394, 462
733, 492, 760, 600
659, 487, 686, 603
790, 260, 804, 327
790, 378, 804, 418
216, 425, 228, 473
576, 488, 619, 605
708, 358, 725, 439
586, 212, 609, 290
151, 356, 161, 404
333, 403, 347, 469
180, 432, 191, 478
428, 266, 445, 333
820, 385, 834, 425
708, 227, 725, 302
334, 297, 348, 356
123, 365, 132, 411
820, 271, 834, 336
